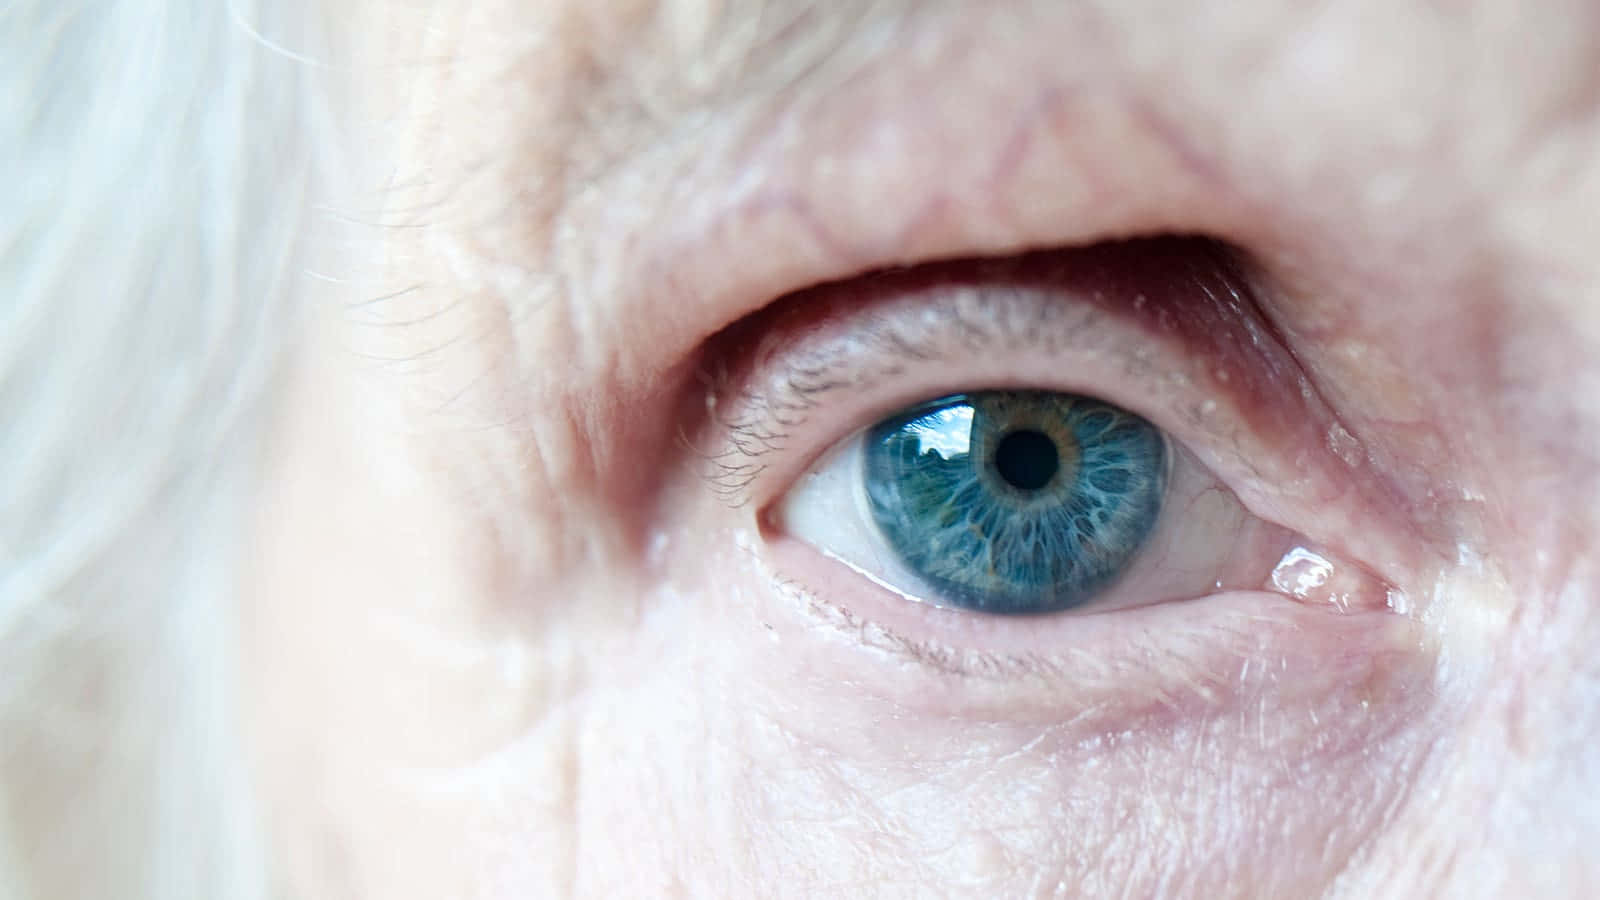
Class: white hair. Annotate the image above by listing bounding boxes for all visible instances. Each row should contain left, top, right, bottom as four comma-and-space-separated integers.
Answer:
0, 0, 335, 895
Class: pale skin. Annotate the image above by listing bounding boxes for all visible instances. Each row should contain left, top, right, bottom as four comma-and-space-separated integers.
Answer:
248, 0, 1600, 897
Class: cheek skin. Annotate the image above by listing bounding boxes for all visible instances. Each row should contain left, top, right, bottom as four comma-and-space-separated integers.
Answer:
248, 315, 1441, 900
252, 345, 1437, 900
523, 469, 1437, 897
245, 345, 578, 899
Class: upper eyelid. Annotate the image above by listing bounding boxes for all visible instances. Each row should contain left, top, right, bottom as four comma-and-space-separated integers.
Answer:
700, 244, 1256, 496
716, 298, 1106, 462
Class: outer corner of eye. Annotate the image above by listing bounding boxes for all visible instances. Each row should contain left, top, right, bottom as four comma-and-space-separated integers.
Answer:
768, 391, 1172, 616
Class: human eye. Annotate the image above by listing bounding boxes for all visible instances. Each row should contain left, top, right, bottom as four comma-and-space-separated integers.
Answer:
703, 238, 1418, 671
783, 389, 1212, 616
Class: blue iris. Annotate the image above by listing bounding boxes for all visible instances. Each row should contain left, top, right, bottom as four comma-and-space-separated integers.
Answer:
863, 391, 1167, 614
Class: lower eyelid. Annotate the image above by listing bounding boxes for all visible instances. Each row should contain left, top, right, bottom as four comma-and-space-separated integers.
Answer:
750, 530, 1429, 726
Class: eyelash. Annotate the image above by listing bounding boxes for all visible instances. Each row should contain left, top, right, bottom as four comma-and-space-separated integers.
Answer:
705, 310, 1130, 507
704, 256, 1230, 508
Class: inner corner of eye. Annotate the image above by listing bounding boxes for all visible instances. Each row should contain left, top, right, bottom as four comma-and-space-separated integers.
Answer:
775, 389, 1174, 616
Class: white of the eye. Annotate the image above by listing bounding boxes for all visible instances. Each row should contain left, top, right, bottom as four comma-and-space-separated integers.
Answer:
775, 434, 947, 607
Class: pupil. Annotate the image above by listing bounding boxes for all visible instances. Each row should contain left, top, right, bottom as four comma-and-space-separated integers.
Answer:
994, 429, 1059, 491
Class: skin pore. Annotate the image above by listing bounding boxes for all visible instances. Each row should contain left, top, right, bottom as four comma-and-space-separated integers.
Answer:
249, 0, 1600, 897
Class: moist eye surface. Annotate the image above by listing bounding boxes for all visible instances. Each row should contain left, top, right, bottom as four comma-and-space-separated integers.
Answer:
863, 391, 1167, 614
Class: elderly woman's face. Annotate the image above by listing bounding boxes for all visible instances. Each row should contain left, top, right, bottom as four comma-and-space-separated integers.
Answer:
247, 0, 1600, 895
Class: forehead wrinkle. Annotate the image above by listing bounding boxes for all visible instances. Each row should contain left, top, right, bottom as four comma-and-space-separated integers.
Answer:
531, 0, 926, 193
451, 0, 936, 395
350, 0, 938, 569
382, 0, 923, 339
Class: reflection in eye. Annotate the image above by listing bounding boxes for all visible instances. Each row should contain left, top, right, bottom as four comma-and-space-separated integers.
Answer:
863, 391, 1167, 614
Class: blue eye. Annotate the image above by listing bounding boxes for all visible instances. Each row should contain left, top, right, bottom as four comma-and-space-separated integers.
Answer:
861, 391, 1167, 614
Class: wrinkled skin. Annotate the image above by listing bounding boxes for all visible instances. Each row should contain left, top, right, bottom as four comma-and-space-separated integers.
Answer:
249, 1, 1600, 897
